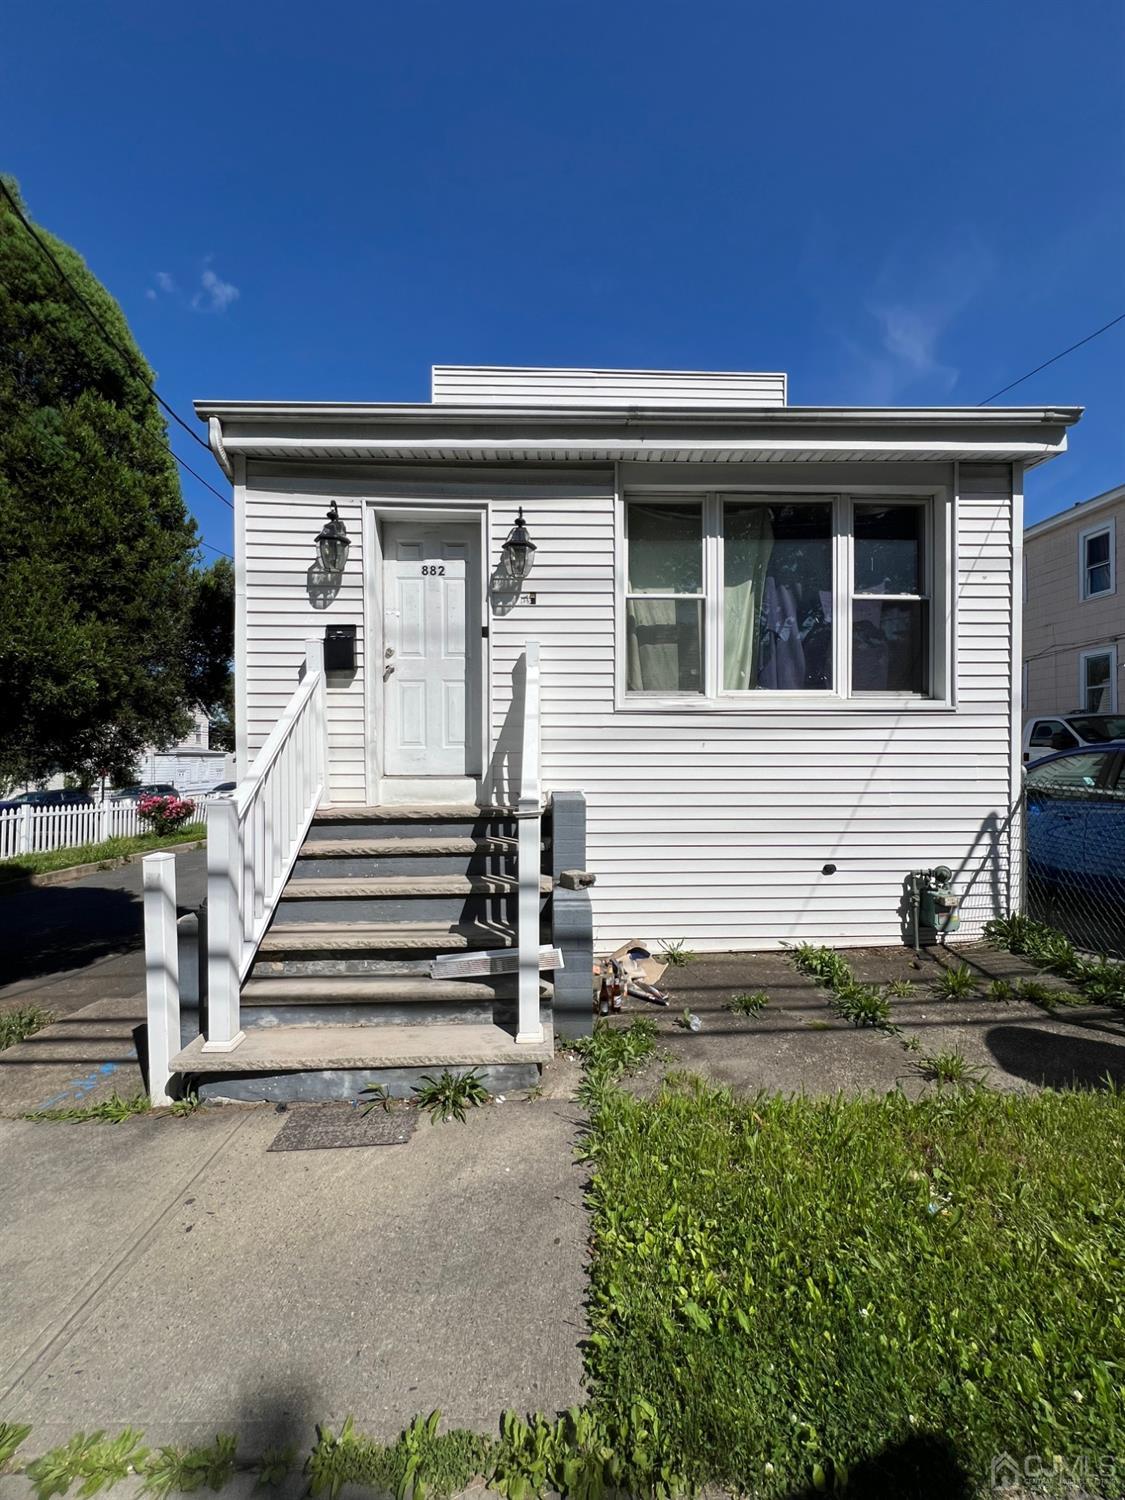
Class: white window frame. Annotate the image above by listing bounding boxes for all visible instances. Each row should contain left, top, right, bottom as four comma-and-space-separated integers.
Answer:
1078, 518, 1116, 601
616, 484, 951, 711
1079, 644, 1118, 714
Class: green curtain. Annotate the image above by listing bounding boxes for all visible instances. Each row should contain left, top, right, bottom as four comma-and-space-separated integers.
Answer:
724, 508, 774, 690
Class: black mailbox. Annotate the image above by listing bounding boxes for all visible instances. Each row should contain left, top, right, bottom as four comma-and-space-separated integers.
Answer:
324, 624, 356, 673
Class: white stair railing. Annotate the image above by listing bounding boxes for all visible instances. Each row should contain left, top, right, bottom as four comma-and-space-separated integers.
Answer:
203, 638, 329, 1053
515, 640, 544, 1045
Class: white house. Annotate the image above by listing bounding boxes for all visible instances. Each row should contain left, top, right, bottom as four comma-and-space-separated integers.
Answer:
149, 369, 1080, 1102
133, 706, 235, 793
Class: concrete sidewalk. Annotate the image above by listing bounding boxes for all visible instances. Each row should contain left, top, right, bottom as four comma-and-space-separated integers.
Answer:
0, 847, 206, 1115
0, 1099, 587, 1456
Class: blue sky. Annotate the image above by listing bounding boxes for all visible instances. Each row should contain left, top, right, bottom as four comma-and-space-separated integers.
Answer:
4, 0, 1123, 558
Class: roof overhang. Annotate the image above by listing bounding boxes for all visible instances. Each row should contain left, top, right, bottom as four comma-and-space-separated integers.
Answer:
193, 401, 1082, 472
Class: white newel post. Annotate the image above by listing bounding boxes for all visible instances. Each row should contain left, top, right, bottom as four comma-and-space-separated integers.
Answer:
516, 640, 544, 1045
305, 635, 329, 804
143, 852, 180, 1105
17, 804, 30, 856
203, 795, 245, 1052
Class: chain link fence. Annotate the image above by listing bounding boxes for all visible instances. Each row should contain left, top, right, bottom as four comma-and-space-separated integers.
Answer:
1021, 757, 1125, 960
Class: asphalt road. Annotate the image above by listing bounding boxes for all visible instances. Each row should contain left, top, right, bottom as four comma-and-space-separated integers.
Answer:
0, 846, 207, 1018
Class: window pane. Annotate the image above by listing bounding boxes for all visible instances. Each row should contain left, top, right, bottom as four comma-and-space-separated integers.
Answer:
1026, 751, 1109, 792
1085, 531, 1110, 566
1086, 562, 1111, 596
626, 598, 703, 692
1083, 653, 1113, 712
854, 503, 924, 595
852, 599, 928, 693
723, 501, 833, 690
627, 503, 702, 593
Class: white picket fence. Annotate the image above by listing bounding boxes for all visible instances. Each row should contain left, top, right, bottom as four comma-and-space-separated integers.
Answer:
0, 796, 215, 862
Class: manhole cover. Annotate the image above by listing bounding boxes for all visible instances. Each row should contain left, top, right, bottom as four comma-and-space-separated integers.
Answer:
268, 1104, 417, 1152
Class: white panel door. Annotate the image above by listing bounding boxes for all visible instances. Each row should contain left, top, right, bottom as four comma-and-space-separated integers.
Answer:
382, 523, 480, 776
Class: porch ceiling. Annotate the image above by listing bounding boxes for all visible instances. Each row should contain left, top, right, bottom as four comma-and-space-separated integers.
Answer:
194, 402, 1083, 471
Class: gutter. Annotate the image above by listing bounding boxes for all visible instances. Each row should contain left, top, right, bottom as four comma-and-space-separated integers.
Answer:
207, 416, 233, 479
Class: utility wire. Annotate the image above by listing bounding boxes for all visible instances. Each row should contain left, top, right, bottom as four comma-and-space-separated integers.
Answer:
0, 179, 212, 452
978, 311, 1125, 404
197, 538, 235, 560
0, 180, 233, 511
174, 453, 234, 509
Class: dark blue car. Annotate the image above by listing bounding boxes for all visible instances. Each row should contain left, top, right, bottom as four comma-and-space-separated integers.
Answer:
1025, 741, 1125, 955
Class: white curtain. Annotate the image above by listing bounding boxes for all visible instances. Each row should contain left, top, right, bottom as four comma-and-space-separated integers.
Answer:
723, 509, 774, 690
626, 599, 702, 692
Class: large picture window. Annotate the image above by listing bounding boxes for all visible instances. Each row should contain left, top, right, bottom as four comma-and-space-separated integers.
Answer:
623, 493, 940, 702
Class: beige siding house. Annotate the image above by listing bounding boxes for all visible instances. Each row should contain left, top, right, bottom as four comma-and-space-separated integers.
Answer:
1024, 483, 1124, 717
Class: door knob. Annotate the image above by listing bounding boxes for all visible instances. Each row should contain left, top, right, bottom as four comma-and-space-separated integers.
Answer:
383, 663, 395, 680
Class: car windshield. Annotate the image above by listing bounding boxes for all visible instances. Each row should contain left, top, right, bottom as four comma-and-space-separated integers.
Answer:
1067, 715, 1125, 742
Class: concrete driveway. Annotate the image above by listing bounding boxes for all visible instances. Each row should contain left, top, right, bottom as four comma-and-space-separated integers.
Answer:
0, 847, 206, 1115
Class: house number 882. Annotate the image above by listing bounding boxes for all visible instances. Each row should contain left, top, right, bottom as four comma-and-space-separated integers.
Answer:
421, 565, 445, 576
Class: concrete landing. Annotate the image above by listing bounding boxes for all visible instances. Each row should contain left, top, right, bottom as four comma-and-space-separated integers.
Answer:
171, 1020, 555, 1072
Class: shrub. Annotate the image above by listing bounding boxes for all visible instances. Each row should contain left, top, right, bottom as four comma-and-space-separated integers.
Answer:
137, 795, 196, 833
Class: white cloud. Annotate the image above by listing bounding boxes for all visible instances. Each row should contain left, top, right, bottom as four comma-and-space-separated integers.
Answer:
155, 270, 177, 294
145, 288, 157, 301
193, 264, 240, 313
841, 232, 994, 403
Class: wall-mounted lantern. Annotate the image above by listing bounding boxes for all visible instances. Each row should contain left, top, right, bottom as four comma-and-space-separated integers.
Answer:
500, 506, 536, 581
315, 501, 350, 574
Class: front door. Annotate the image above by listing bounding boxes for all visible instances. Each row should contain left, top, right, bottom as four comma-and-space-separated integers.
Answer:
382, 522, 480, 777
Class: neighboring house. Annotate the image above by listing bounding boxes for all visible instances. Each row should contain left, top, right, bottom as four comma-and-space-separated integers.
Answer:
159, 368, 1079, 1102
132, 706, 235, 792
1023, 482, 1124, 718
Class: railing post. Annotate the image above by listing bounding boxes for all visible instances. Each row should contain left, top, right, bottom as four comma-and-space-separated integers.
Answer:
305, 636, 329, 805
516, 641, 543, 1045
17, 804, 30, 856
203, 796, 244, 1053
143, 852, 180, 1105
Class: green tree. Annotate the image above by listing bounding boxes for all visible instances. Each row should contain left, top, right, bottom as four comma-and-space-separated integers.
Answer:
186, 557, 235, 751
0, 177, 201, 786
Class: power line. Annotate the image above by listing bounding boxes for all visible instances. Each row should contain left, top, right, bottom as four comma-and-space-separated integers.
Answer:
197, 538, 234, 561
0, 180, 233, 511
174, 452, 233, 509
978, 311, 1125, 404
0, 178, 213, 453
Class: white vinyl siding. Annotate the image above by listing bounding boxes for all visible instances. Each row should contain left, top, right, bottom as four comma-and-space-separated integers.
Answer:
241, 459, 1017, 947
242, 475, 366, 804
432, 366, 787, 408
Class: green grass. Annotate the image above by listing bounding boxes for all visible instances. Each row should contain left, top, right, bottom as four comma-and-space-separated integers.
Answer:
26, 1090, 150, 1123
582, 1075, 1125, 1495
412, 1068, 489, 1123
726, 990, 770, 1016
658, 938, 698, 967
912, 1048, 984, 1087
932, 962, 979, 1000
0, 1004, 52, 1050
790, 945, 895, 1030
0, 825, 205, 883
985, 913, 1125, 1008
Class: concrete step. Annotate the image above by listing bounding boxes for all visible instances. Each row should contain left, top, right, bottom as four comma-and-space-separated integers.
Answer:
172, 1019, 555, 1073
307, 805, 525, 844
293, 842, 520, 879
242, 974, 547, 1002
257, 920, 516, 955
238, 973, 553, 1030
302, 837, 518, 858
281, 875, 551, 899
313, 804, 519, 821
